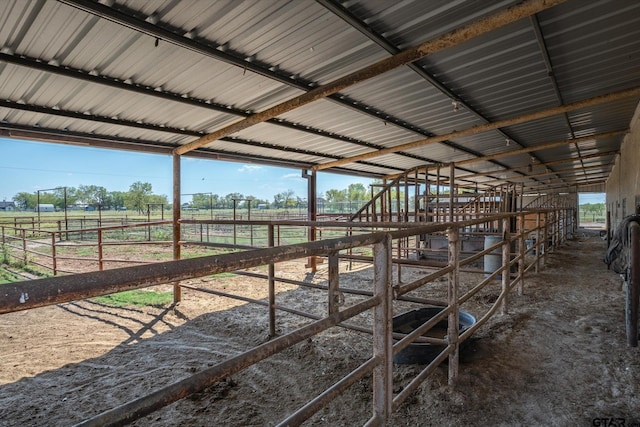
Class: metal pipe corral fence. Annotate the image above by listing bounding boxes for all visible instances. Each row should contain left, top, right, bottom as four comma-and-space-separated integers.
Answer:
0, 208, 572, 426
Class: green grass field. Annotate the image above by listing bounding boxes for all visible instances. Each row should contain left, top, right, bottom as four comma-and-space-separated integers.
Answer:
91, 290, 174, 307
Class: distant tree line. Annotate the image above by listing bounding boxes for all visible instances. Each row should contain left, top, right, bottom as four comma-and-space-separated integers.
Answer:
11, 182, 375, 214
12, 182, 167, 214
580, 202, 605, 221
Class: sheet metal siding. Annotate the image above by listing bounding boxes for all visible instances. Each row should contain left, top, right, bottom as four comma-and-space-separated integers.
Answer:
419, 21, 560, 121
278, 100, 420, 147
119, 0, 390, 86
540, 0, 640, 102
344, 0, 522, 49
341, 66, 485, 137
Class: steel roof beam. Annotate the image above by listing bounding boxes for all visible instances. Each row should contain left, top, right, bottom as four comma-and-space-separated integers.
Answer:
0, 123, 376, 176
456, 150, 619, 180
316, 0, 541, 176
382, 129, 625, 180
524, 176, 607, 192
0, 99, 404, 171
319, 87, 639, 171
55, 0, 480, 169
529, 14, 580, 184
0, 96, 486, 181
483, 164, 609, 184
168, 0, 566, 155
0, 51, 432, 164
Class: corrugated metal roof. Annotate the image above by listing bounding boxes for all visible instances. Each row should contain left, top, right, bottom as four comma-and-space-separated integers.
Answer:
1, 0, 639, 192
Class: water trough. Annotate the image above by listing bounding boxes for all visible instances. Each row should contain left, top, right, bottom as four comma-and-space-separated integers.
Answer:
393, 307, 476, 365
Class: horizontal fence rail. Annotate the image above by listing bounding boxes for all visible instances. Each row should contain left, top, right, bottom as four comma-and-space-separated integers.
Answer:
0, 207, 575, 426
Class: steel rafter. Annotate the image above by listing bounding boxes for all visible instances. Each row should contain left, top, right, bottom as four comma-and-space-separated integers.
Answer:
0, 51, 428, 164
56, 0, 485, 168
316, 0, 542, 180
0, 123, 383, 177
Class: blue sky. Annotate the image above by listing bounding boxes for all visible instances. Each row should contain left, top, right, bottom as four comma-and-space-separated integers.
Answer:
0, 138, 372, 203
579, 193, 605, 204
1, 138, 606, 205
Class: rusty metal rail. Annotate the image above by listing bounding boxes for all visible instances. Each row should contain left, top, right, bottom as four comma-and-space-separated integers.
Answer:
0, 208, 574, 425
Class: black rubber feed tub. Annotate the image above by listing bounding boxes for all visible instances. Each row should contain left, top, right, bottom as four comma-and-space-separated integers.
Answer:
393, 307, 476, 365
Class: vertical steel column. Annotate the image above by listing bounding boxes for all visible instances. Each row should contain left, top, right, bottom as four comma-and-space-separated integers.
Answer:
414, 167, 421, 251
172, 153, 182, 303
371, 185, 376, 222
447, 226, 460, 385
396, 180, 400, 222
535, 212, 541, 273
543, 212, 549, 266
21, 229, 26, 265
404, 172, 409, 222
248, 200, 253, 247
425, 166, 430, 222
501, 217, 510, 315
372, 234, 393, 423
518, 213, 525, 296
519, 183, 524, 213
268, 225, 276, 337
306, 170, 318, 272
328, 252, 339, 315
98, 228, 104, 271
414, 169, 420, 220
436, 165, 440, 223
64, 187, 68, 240
606, 210, 611, 249
233, 199, 237, 246
387, 180, 392, 223
449, 163, 455, 223
51, 232, 57, 276
396, 177, 402, 282
627, 222, 640, 347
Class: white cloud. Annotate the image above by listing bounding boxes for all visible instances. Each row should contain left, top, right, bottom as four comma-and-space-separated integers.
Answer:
238, 164, 262, 172
281, 173, 301, 179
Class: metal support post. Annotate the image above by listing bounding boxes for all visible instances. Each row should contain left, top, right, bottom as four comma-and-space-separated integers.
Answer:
328, 252, 340, 315
268, 225, 276, 337
518, 214, 525, 295
98, 228, 104, 271
372, 234, 393, 423
172, 153, 182, 303
501, 217, 510, 315
628, 222, 640, 347
51, 232, 57, 276
447, 226, 460, 385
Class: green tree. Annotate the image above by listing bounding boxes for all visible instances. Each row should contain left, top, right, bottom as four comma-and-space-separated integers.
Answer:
192, 193, 213, 210
347, 183, 369, 211
126, 181, 153, 214
77, 185, 108, 208
347, 183, 368, 202
109, 191, 126, 210
273, 190, 296, 209
248, 196, 269, 207
325, 188, 347, 212
13, 192, 37, 210
224, 192, 245, 209
148, 194, 169, 210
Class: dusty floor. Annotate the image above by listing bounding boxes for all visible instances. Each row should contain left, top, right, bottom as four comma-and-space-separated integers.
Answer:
1, 228, 639, 426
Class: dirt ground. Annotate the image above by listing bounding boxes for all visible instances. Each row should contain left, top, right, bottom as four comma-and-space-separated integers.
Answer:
1, 228, 640, 426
